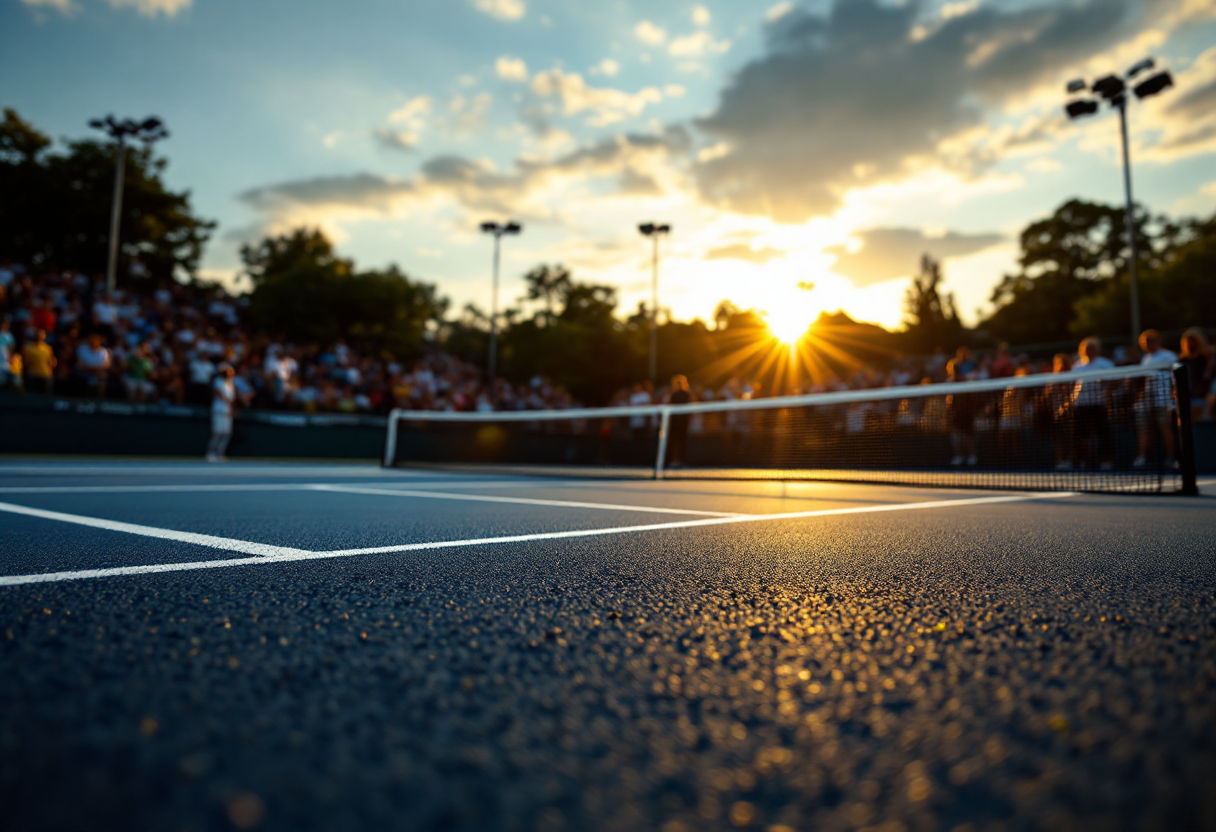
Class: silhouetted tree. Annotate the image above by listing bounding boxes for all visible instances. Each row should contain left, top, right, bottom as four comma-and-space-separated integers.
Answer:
243, 228, 446, 357
0, 108, 214, 285
902, 255, 965, 353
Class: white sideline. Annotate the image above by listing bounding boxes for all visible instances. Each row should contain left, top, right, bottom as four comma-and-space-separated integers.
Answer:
0, 500, 309, 558
306, 483, 744, 517
0, 492, 1075, 586
0, 480, 567, 494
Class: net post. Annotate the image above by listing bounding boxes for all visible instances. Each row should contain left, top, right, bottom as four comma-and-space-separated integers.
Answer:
382, 408, 401, 468
654, 406, 671, 480
1172, 364, 1199, 496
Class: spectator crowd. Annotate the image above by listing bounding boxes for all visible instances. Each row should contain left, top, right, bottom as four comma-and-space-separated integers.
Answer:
2, 260, 1212, 429
0, 262, 576, 415
619, 335, 1215, 423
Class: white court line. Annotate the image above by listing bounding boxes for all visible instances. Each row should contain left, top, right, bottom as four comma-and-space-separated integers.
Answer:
0, 465, 417, 477
0, 500, 308, 558
0, 479, 588, 494
0, 492, 1075, 586
308, 483, 745, 517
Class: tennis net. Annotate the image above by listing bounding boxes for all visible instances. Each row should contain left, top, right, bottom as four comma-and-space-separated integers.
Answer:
383, 363, 1199, 494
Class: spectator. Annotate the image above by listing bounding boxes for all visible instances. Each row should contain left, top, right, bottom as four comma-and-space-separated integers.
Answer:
122, 342, 156, 403
206, 364, 236, 463
1067, 337, 1114, 471
21, 329, 56, 395
946, 358, 978, 466
0, 319, 14, 388
990, 342, 1015, 379
1179, 328, 1214, 422
628, 382, 652, 438
187, 350, 216, 405
75, 333, 112, 398
665, 374, 693, 468
29, 297, 56, 336
1134, 329, 1178, 469
1043, 353, 1073, 470
91, 293, 120, 339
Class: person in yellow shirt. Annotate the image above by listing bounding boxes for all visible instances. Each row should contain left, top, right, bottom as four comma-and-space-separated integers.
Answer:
22, 329, 56, 395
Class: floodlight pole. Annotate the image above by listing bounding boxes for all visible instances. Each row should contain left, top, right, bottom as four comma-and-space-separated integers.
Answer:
638, 222, 670, 383
105, 136, 127, 296
1116, 99, 1142, 342
649, 233, 659, 382
490, 230, 501, 380
1064, 59, 1174, 344
480, 220, 522, 380
90, 115, 168, 295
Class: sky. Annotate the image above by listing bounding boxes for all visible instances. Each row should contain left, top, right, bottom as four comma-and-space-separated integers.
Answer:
4, 0, 1215, 331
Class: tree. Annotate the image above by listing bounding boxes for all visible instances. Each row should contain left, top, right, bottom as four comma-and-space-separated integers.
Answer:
521, 264, 572, 324
243, 228, 447, 357
0, 108, 214, 285
1072, 211, 1216, 336
901, 255, 965, 353
980, 199, 1155, 344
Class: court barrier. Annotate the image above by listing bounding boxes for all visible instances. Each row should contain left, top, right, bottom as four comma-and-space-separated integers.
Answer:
2, 391, 1216, 472
0, 394, 386, 459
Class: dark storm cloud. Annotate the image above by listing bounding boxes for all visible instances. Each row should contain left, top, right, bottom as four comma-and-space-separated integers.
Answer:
694, 0, 1144, 222
826, 227, 1004, 286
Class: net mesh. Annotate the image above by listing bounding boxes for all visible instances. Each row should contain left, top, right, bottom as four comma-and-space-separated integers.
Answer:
385, 365, 1193, 494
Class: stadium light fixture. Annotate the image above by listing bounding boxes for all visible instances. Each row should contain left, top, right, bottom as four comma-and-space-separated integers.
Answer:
638, 222, 671, 383
479, 220, 523, 380
88, 115, 169, 295
1063, 58, 1175, 342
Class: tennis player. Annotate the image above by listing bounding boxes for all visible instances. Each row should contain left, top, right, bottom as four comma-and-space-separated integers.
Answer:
206, 363, 236, 463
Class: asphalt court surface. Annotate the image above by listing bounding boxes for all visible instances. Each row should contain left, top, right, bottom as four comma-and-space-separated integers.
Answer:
2, 460, 1214, 832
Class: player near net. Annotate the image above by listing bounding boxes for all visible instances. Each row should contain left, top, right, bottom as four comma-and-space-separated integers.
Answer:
206, 363, 236, 463
665, 374, 693, 468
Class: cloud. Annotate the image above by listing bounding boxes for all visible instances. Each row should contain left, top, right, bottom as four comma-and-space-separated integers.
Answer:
240, 128, 693, 231
1151, 47, 1216, 158
668, 30, 731, 58
592, 58, 621, 77
373, 129, 418, 152
25, 0, 192, 14
376, 95, 431, 149
692, 5, 711, 26
826, 227, 1004, 287
634, 20, 667, 46
694, 0, 1157, 222
664, 84, 687, 98
495, 56, 528, 82
765, 2, 793, 23
20, 0, 76, 13
704, 243, 786, 264
530, 68, 664, 127
473, 0, 524, 21
448, 92, 494, 135
107, 0, 191, 15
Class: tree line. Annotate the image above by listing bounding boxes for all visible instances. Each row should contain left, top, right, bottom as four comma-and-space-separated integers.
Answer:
2, 107, 1213, 403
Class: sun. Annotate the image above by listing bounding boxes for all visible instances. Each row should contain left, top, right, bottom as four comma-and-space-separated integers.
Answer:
764, 307, 811, 345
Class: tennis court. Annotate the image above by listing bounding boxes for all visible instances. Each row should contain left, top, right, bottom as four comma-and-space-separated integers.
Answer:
2, 459, 1213, 831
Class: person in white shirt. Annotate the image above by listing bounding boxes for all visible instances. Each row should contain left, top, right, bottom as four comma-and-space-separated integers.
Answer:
206, 364, 236, 463
75, 334, 112, 397
1134, 329, 1178, 468
187, 352, 216, 406
91, 294, 119, 338
1064, 337, 1115, 471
